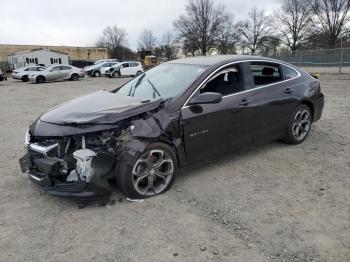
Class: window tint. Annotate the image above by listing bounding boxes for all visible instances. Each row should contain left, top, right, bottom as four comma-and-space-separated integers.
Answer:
51, 66, 61, 71
200, 67, 242, 96
60, 66, 71, 70
282, 65, 298, 79
130, 62, 139, 67
122, 63, 129, 68
250, 63, 282, 86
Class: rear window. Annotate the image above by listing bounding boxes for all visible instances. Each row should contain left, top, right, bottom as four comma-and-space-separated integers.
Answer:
249, 63, 282, 87
282, 65, 299, 79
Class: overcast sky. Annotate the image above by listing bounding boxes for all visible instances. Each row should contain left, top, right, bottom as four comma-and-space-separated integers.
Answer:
0, 0, 281, 49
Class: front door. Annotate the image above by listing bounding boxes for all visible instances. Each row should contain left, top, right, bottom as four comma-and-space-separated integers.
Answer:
181, 64, 254, 163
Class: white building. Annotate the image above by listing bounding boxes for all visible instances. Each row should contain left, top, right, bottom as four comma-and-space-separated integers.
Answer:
8, 49, 69, 69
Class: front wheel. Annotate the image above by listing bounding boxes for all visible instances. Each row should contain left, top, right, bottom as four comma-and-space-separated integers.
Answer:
93, 71, 100, 77
36, 75, 45, 84
116, 142, 177, 199
283, 104, 312, 144
112, 71, 120, 78
22, 75, 29, 82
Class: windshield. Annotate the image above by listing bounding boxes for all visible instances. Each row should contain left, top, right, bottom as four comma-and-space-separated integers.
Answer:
116, 63, 207, 100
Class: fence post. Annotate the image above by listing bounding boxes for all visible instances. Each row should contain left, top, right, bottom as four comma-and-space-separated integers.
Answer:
339, 48, 344, 74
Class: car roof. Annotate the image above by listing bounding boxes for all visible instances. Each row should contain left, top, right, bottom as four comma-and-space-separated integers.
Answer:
167, 55, 282, 66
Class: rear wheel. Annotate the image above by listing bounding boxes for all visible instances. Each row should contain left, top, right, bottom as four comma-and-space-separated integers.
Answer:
22, 75, 29, 82
36, 75, 45, 84
136, 70, 142, 76
71, 73, 79, 81
116, 142, 177, 199
283, 104, 312, 144
93, 71, 100, 77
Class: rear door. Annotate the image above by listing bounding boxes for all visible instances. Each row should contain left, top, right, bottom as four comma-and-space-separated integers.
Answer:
244, 62, 301, 144
181, 63, 254, 163
59, 66, 72, 79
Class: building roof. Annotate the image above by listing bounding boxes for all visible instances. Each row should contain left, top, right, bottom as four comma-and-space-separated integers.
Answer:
168, 55, 279, 66
8, 48, 69, 56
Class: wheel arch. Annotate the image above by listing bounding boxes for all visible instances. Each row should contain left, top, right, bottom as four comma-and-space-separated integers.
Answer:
300, 100, 314, 121
36, 75, 46, 81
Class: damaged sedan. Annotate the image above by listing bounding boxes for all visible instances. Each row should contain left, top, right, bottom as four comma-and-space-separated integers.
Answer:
19, 55, 325, 204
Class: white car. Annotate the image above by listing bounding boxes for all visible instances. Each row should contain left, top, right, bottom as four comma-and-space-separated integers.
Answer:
107, 61, 144, 78
12, 66, 46, 82
84, 62, 119, 77
29, 65, 84, 83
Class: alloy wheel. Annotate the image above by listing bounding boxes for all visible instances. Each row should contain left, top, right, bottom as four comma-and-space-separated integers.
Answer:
132, 149, 174, 196
292, 109, 311, 141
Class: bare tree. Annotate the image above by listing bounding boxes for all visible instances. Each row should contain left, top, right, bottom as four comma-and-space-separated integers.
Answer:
308, 0, 350, 48
96, 25, 128, 49
160, 31, 178, 59
137, 30, 158, 50
274, 0, 313, 51
217, 15, 240, 54
238, 7, 271, 55
174, 0, 227, 55
96, 25, 132, 60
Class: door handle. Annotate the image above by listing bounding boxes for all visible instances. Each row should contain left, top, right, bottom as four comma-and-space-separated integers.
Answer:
239, 99, 251, 106
284, 88, 295, 94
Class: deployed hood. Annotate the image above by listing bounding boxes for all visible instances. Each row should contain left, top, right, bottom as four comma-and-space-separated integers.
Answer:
40, 91, 162, 125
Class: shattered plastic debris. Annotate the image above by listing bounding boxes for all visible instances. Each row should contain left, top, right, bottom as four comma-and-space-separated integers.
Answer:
126, 198, 145, 203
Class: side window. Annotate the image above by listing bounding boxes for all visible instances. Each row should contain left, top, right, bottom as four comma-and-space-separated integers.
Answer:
123, 63, 130, 68
60, 66, 71, 70
52, 66, 61, 71
200, 66, 242, 96
250, 63, 282, 87
282, 65, 298, 80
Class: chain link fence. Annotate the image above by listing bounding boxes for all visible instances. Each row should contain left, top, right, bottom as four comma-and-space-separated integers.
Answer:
265, 48, 350, 73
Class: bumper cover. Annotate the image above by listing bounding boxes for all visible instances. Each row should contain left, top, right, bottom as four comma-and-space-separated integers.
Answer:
20, 149, 112, 203
313, 93, 325, 122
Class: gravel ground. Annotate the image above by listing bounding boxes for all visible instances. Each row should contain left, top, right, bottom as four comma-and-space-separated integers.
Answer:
0, 75, 349, 262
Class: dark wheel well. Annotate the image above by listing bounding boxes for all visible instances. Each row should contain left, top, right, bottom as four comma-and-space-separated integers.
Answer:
36, 75, 45, 83
300, 101, 314, 121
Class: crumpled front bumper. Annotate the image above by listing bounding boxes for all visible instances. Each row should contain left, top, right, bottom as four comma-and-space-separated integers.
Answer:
19, 145, 112, 203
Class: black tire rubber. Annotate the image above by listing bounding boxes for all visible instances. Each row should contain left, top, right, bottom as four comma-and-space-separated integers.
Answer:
136, 71, 142, 76
22, 75, 29, 82
93, 71, 100, 77
36, 75, 45, 84
71, 73, 79, 81
282, 104, 312, 145
112, 71, 120, 78
116, 142, 177, 199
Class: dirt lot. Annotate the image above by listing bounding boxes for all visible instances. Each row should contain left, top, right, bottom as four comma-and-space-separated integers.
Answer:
0, 74, 349, 262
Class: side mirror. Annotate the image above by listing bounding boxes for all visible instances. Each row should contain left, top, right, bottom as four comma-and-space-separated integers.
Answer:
188, 92, 222, 106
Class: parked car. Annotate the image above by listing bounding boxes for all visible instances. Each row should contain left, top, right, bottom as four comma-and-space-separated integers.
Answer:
19, 55, 324, 205
0, 69, 6, 81
106, 61, 143, 78
84, 62, 119, 77
12, 66, 46, 82
93, 59, 119, 65
71, 60, 95, 68
29, 65, 84, 83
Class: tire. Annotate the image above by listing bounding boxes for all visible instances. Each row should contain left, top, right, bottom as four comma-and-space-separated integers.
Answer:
36, 75, 45, 84
116, 142, 177, 199
93, 71, 100, 77
112, 71, 120, 78
136, 70, 142, 76
283, 104, 312, 145
71, 73, 79, 81
22, 75, 29, 82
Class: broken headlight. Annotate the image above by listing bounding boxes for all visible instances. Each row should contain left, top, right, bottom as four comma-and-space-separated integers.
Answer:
24, 129, 31, 148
